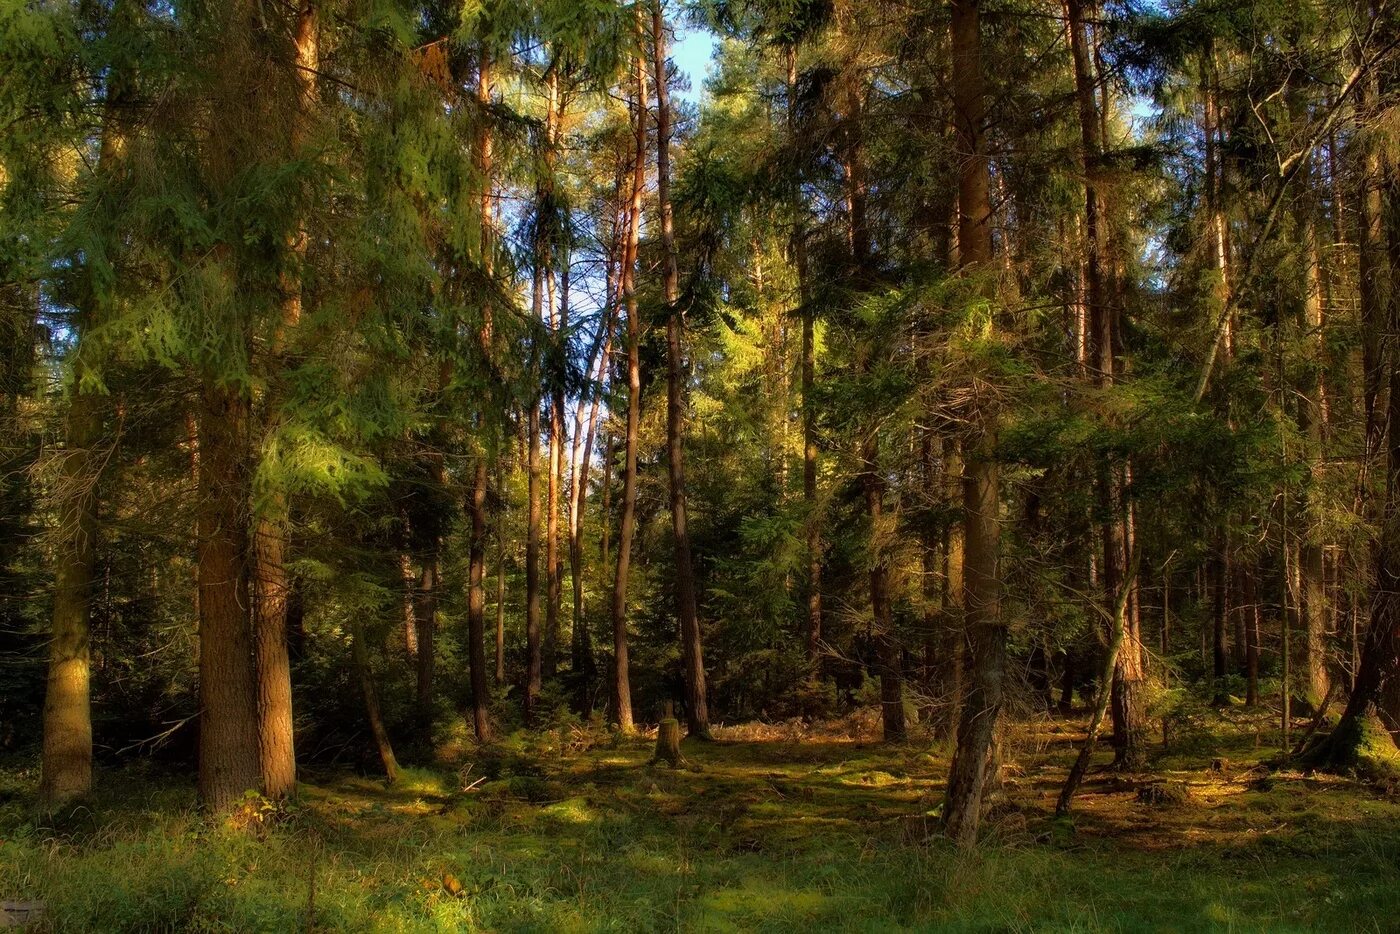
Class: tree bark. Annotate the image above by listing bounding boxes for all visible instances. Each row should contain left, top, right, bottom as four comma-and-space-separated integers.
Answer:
37, 0, 144, 803
609, 29, 648, 734
197, 383, 263, 813
943, 0, 1003, 847
41, 371, 100, 809
1066, 0, 1144, 769
653, 4, 709, 738
787, 46, 822, 668
465, 48, 494, 743
525, 396, 542, 724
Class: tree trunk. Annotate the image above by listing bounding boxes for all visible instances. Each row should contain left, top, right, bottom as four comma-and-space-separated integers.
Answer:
1058, 548, 1137, 814
40, 0, 138, 809
1245, 564, 1261, 706
41, 377, 99, 809
414, 555, 438, 730
351, 615, 399, 783
653, 5, 709, 738
197, 383, 263, 813
609, 31, 647, 734
1212, 548, 1230, 705
525, 396, 542, 724
1066, 0, 1143, 770
248, 0, 316, 805
1299, 207, 1331, 707
495, 460, 507, 687
787, 46, 822, 669
465, 48, 494, 743
943, 0, 1003, 847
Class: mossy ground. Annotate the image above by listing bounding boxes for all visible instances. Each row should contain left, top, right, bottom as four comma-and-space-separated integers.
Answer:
3, 710, 1399, 932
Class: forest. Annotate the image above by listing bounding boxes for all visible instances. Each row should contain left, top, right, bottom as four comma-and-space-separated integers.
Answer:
4, 0, 1400, 928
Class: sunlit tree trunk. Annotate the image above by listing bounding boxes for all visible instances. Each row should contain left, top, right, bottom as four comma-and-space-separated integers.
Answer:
609, 28, 648, 733
943, 0, 1004, 846
252, 0, 317, 802
1065, 0, 1144, 767
39, 0, 139, 807
653, 4, 709, 737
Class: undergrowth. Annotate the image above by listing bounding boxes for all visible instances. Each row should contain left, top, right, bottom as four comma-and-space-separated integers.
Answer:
3, 712, 1399, 932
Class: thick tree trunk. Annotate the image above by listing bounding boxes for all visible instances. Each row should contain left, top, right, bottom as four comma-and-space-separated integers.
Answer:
197, 383, 263, 813
943, 0, 1003, 847
252, 511, 295, 798
399, 548, 417, 661
653, 5, 709, 738
942, 440, 966, 736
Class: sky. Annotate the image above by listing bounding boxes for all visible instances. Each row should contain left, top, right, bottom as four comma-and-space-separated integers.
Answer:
673, 25, 719, 103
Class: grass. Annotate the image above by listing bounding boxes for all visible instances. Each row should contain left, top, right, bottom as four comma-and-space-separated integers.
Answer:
3, 710, 1399, 932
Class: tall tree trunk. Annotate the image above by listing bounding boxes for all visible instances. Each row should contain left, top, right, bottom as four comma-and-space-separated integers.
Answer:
943, 0, 1003, 847
1066, 0, 1144, 769
1299, 204, 1331, 707
525, 395, 542, 723
1357, 27, 1387, 464
787, 46, 822, 668
495, 459, 507, 687
38, 0, 141, 803
250, 0, 317, 801
653, 4, 709, 737
610, 29, 648, 734
465, 47, 494, 743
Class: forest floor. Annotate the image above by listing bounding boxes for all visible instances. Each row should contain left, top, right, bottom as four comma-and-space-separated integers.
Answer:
3, 708, 1400, 932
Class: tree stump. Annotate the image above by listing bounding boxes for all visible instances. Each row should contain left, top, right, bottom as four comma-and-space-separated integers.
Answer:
652, 701, 685, 769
